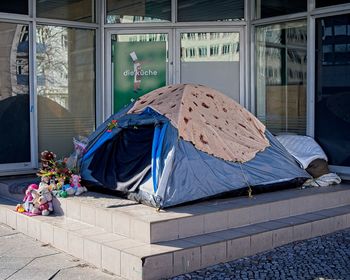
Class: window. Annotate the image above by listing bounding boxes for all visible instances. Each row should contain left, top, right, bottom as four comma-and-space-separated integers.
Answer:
198, 33, 207, 40
210, 33, 220, 40
178, 0, 244, 22
222, 44, 231, 55
256, 20, 307, 135
210, 45, 220, 56
106, 0, 171, 23
36, 26, 96, 158
0, 1, 28, 14
36, 0, 95, 23
256, 0, 306, 19
0, 23, 30, 164
186, 48, 196, 58
187, 33, 196, 40
180, 32, 240, 102
198, 47, 208, 57
315, 14, 350, 166
316, 0, 350, 8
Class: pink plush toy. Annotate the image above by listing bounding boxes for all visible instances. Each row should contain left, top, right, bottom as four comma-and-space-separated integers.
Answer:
23, 184, 39, 212
70, 174, 87, 196
70, 174, 81, 188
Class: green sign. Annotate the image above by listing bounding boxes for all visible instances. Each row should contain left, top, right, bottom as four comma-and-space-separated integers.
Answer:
112, 40, 166, 112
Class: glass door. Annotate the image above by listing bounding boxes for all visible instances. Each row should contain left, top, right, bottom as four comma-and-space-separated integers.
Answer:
106, 30, 172, 115
315, 13, 350, 174
0, 23, 35, 173
175, 28, 244, 104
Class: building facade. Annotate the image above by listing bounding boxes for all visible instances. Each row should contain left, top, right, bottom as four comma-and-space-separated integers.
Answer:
0, 0, 349, 178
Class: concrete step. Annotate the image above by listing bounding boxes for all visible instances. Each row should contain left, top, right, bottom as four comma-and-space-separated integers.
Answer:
0, 196, 349, 280
40, 183, 350, 243
0, 175, 39, 201
1, 179, 350, 244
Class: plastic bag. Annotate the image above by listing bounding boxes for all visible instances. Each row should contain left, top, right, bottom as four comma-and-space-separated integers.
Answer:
65, 136, 89, 173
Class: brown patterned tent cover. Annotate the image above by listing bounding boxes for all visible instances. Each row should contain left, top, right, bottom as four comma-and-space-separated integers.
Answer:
129, 84, 270, 163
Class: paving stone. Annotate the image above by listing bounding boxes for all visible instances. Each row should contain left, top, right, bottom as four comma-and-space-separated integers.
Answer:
6, 252, 82, 280
170, 228, 350, 280
53, 265, 119, 280
0, 223, 17, 237
0, 233, 58, 258
0, 223, 117, 280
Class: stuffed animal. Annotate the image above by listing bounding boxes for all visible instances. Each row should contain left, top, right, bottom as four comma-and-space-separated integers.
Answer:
31, 188, 53, 216
38, 184, 53, 212
22, 184, 39, 212
58, 190, 68, 198
39, 175, 50, 190
70, 174, 87, 196
16, 204, 25, 213
61, 183, 76, 195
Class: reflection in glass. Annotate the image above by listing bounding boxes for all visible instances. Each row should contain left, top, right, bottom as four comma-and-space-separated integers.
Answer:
36, 26, 95, 158
315, 14, 350, 166
316, 0, 350, 8
256, 21, 307, 135
0, 23, 30, 164
106, 0, 171, 23
112, 34, 168, 112
36, 0, 95, 23
256, 0, 306, 19
178, 0, 244, 22
0, 1, 28, 14
180, 32, 240, 101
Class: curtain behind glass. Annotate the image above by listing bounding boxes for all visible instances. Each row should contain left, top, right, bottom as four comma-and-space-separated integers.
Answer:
0, 1, 28, 14
177, 0, 244, 22
36, 26, 95, 158
316, 0, 350, 8
256, 0, 306, 19
256, 21, 307, 135
36, 0, 95, 22
106, 0, 171, 23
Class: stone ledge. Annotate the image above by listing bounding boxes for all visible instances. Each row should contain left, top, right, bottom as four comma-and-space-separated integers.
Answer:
1, 182, 350, 244
1, 195, 349, 280
58, 184, 350, 243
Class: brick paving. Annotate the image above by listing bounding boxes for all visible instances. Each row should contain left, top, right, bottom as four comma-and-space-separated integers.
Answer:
170, 229, 350, 280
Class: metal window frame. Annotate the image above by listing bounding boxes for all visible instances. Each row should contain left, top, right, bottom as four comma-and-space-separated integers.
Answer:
309, 2, 350, 176
251, 0, 350, 176
6, 0, 350, 175
103, 1, 248, 115
0, 0, 100, 175
0, 12, 35, 173
104, 28, 174, 119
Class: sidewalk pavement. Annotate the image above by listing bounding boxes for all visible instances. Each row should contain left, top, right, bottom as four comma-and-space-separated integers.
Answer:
0, 223, 120, 280
2, 220, 349, 280
171, 228, 350, 280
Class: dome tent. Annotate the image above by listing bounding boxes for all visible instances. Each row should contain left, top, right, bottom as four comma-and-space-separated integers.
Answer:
80, 84, 310, 208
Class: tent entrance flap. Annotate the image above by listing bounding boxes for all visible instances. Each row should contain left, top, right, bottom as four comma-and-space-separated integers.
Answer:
89, 125, 155, 192
152, 123, 168, 193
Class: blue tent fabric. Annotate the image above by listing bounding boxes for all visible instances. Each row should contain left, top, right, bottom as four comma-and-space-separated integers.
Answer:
152, 123, 168, 193
161, 128, 307, 207
80, 108, 310, 208
152, 124, 162, 193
